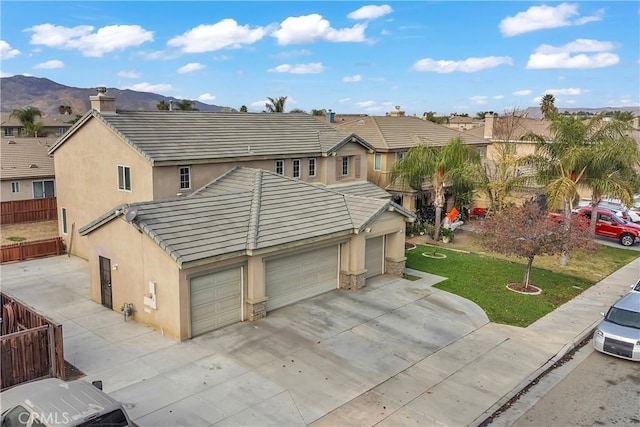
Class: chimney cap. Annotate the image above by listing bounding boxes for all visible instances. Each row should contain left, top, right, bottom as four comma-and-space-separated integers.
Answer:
96, 86, 107, 94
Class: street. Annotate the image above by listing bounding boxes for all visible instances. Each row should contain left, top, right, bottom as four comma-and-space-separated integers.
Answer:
493, 344, 640, 426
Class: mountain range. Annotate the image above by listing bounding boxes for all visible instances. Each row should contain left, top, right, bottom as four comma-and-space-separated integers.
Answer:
0, 75, 229, 115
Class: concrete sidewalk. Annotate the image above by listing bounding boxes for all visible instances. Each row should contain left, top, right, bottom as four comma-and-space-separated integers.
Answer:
1, 255, 638, 426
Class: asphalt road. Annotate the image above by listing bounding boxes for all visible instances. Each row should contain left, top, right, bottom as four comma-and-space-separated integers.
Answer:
502, 345, 640, 426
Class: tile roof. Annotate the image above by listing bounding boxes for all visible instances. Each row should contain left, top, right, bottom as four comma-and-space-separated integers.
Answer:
464, 117, 553, 141
333, 115, 487, 151
321, 181, 391, 199
50, 111, 374, 164
0, 138, 56, 180
1, 113, 75, 128
79, 167, 413, 267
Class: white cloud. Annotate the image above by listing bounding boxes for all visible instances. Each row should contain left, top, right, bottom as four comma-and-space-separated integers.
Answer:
268, 62, 325, 74
526, 38, 619, 69
198, 93, 216, 102
273, 49, 312, 58
338, 98, 351, 103
137, 50, 180, 60
348, 5, 393, 20
118, 70, 140, 79
411, 56, 513, 73
272, 14, 367, 45
527, 52, 618, 69
168, 19, 267, 53
213, 55, 232, 61
513, 89, 532, 96
493, 95, 504, 100
543, 88, 586, 96
499, 3, 603, 37
125, 82, 174, 93
34, 60, 64, 69
533, 96, 543, 104
343, 74, 362, 82
0, 40, 20, 59
356, 100, 376, 108
250, 100, 268, 109
26, 23, 153, 57
177, 62, 206, 74
470, 96, 488, 105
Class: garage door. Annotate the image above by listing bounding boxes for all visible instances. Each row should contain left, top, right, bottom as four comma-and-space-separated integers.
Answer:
190, 267, 242, 337
365, 236, 384, 279
266, 245, 338, 311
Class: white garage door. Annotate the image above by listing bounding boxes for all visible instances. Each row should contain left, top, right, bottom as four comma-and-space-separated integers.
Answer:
190, 267, 242, 337
266, 245, 339, 311
365, 236, 384, 279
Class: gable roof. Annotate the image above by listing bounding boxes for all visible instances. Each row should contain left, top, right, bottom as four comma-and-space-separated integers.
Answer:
49, 110, 375, 164
465, 116, 552, 141
0, 138, 56, 180
1, 113, 75, 128
79, 167, 413, 268
320, 181, 391, 199
333, 115, 487, 151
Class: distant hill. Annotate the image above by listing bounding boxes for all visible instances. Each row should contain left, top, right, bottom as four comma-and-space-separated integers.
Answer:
523, 106, 640, 119
0, 75, 230, 114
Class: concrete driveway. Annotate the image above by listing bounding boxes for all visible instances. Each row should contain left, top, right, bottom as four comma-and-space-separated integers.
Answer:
0, 255, 488, 426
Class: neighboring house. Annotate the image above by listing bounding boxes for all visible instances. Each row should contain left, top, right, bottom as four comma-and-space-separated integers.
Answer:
79, 167, 414, 341
0, 138, 56, 201
49, 89, 380, 259
1, 113, 74, 138
444, 116, 482, 131
332, 111, 488, 211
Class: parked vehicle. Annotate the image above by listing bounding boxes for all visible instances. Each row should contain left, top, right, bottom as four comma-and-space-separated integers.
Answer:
0, 378, 134, 426
575, 199, 640, 223
575, 207, 640, 246
593, 292, 640, 361
630, 279, 640, 293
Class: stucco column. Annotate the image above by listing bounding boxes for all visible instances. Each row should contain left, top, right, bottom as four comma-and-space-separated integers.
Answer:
246, 257, 267, 320
385, 227, 407, 277
340, 233, 367, 290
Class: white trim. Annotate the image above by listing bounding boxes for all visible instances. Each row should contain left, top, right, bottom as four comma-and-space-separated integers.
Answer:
374, 153, 382, 171
308, 158, 316, 177
11, 181, 19, 193
275, 159, 284, 175
292, 159, 300, 178
179, 165, 191, 190
117, 165, 131, 191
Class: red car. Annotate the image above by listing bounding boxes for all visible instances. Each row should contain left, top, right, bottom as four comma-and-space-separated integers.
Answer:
576, 207, 640, 246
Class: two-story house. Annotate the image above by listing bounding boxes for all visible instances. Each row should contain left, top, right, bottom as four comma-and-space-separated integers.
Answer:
333, 111, 488, 211
48, 89, 413, 340
1, 112, 74, 138
1, 138, 56, 202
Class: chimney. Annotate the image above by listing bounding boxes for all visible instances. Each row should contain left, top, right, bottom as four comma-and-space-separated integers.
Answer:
90, 86, 116, 113
483, 113, 495, 139
326, 109, 335, 123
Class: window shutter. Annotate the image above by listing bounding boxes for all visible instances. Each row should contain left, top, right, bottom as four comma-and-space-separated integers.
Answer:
355, 155, 361, 178
336, 157, 342, 180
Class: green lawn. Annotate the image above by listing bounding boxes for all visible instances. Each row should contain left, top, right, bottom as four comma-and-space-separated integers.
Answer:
406, 245, 639, 327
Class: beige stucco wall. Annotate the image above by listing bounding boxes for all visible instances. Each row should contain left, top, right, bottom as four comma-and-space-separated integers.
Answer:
0, 177, 55, 201
54, 119, 155, 259
324, 143, 369, 185
86, 218, 182, 340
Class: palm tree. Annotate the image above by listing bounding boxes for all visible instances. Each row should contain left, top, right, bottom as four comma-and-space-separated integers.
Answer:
526, 114, 640, 236
175, 99, 195, 111
23, 121, 43, 137
239, 105, 248, 113
58, 105, 72, 115
540, 94, 558, 119
390, 136, 481, 240
157, 100, 170, 111
11, 106, 42, 126
265, 96, 287, 113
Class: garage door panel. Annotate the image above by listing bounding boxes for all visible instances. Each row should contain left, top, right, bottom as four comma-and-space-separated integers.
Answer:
365, 236, 384, 279
266, 245, 338, 311
190, 267, 242, 337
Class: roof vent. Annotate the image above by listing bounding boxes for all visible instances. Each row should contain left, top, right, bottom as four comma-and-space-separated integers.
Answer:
29, 164, 38, 168
357, 119, 365, 125
8, 140, 16, 144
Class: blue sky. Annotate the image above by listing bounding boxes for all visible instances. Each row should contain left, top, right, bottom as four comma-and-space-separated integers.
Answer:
1, 1, 638, 115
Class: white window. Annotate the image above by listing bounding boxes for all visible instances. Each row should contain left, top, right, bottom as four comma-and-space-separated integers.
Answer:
397, 152, 407, 161
292, 159, 300, 178
61, 208, 68, 234
308, 158, 316, 177
374, 153, 382, 171
118, 165, 131, 191
342, 156, 349, 176
33, 180, 55, 198
179, 166, 191, 190
11, 181, 19, 193
275, 160, 284, 175
4, 128, 13, 136
57, 127, 66, 135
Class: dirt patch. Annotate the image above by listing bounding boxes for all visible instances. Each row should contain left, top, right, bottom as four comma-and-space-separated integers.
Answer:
1, 220, 59, 244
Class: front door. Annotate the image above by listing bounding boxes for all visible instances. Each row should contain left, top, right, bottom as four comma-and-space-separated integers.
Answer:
99, 256, 112, 309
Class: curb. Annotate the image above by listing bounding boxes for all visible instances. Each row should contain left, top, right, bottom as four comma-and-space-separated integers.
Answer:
469, 319, 600, 427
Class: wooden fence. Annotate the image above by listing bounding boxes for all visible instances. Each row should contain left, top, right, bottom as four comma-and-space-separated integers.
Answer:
1, 197, 57, 224
1, 293, 64, 390
0, 237, 64, 263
